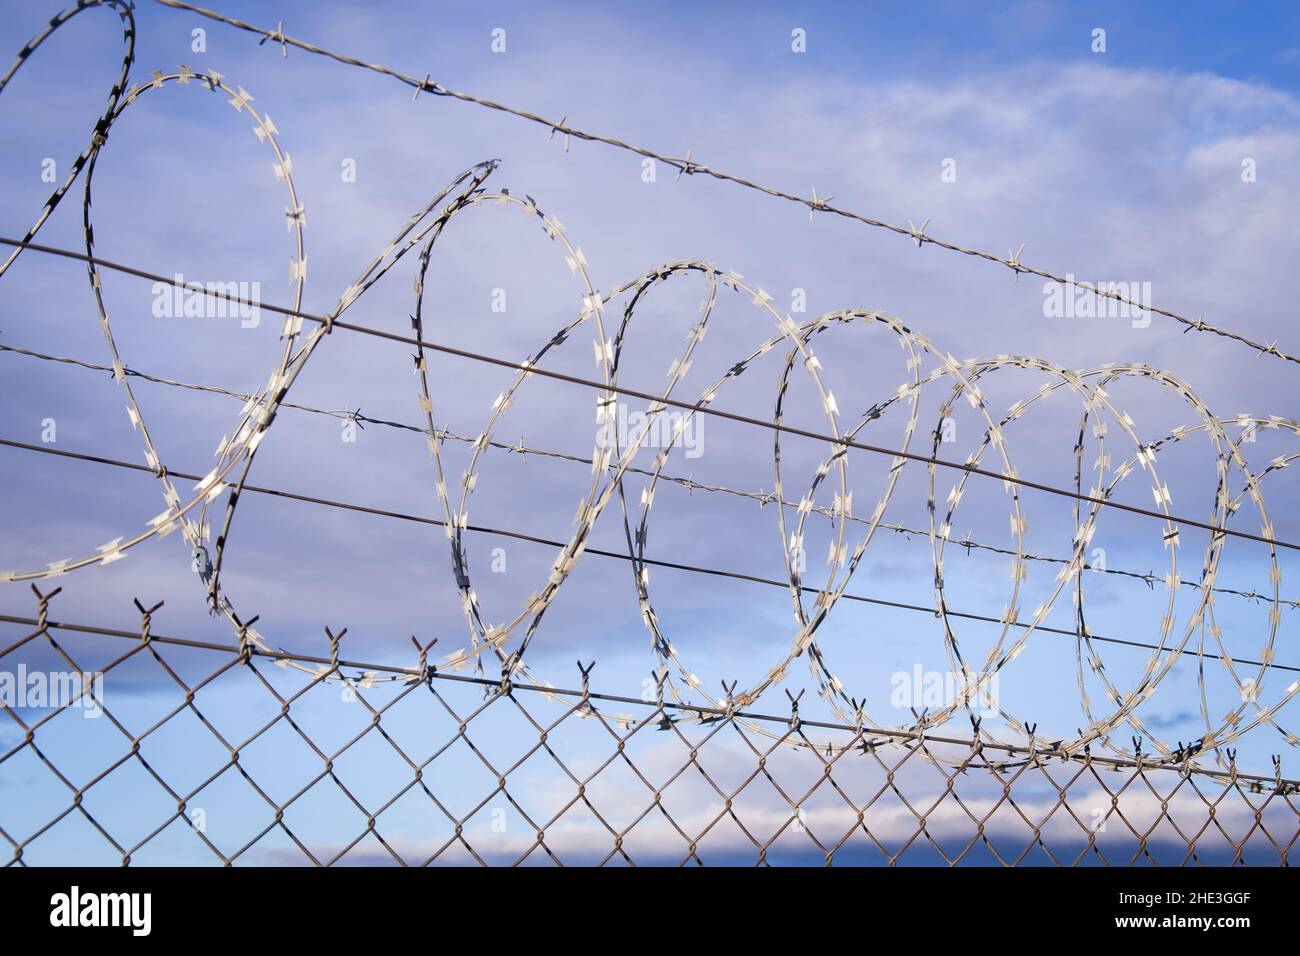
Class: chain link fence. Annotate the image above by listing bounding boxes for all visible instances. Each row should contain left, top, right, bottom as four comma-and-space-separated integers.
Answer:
3, 587, 1297, 867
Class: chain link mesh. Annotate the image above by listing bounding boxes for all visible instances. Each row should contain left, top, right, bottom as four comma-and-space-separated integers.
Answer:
4, 587, 1296, 867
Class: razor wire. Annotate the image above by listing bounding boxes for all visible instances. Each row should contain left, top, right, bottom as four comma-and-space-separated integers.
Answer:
2, 223, 1298, 770
141, 0, 1300, 369
4, 233, 1293, 553
2, 587, 1298, 866
1, 1, 1299, 777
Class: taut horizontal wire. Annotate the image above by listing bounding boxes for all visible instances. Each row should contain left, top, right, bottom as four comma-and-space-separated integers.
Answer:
3, 338, 1296, 612
0, 234, 1294, 553
150, 0, 1300, 369
2, 434, 1294, 675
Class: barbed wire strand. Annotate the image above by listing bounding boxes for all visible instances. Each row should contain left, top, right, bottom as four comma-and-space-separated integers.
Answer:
2, 434, 1295, 679
147, 0, 1300, 368
3, 338, 1297, 613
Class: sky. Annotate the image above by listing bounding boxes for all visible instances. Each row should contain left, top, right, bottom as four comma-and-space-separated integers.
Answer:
1, 0, 1299, 865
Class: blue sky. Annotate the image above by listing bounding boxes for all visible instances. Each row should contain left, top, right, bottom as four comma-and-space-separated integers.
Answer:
1, 0, 1299, 864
